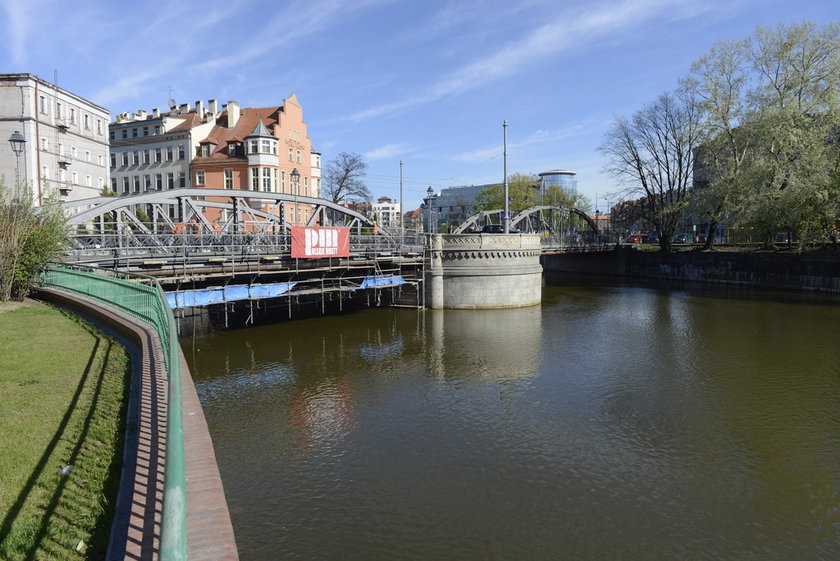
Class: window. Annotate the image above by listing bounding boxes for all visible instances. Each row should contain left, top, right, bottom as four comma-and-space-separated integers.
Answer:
132, 151, 139, 165
121, 152, 129, 166
196, 169, 205, 186
249, 140, 259, 154
273, 168, 278, 190
178, 172, 185, 188
154, 125, 160, 135
144, 174, 152, 190
178, 145, 185, 160
167, 172, 174, 189
281, 170, 286, 192
143, 149, 150, 164
83, 114, 90, 130
261, 139, 271, 154
42, 165, 50, 180
71, 147, 77, 159
56, 101, 63, 119
41, 137, 49, 151
224, 169, 233, 189
98, 154, 103, 166
227, 143, 237, 156
262, 168, 271, 191
201, 144, 210, 157
122, 129, 128, 139
85, 150, 91, 162
98, 177, 105, 189
111, 178, 117, 192
110, 130, 115, 141
132, 128, 138, 138
86, 175, 92, 187
288, 148, 293, 161
70, 108, 76, 125
122, 177, 130, 194
59, 169, 66, 183
133, 176, 140, 192
250, 168, 259, 190
72, 171, 78, 184
296, 150, 301, 163
96, 120, 102, 135
155, 148, 162, 162
39, 95, 47, 114
154, 174, 162, 190
166, 146, 173, 161
143, 126, 149, 136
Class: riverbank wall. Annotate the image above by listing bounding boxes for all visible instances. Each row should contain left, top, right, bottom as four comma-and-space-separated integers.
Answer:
541, 246, 840, 294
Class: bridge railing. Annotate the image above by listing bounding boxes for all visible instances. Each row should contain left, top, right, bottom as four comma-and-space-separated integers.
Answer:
39, 264, 187, 560
62, 231, 426, 265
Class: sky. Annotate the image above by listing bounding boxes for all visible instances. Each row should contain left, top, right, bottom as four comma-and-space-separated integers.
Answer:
1, 0, 836, 211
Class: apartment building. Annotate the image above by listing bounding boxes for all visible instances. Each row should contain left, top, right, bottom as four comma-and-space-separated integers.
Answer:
189, 94, 318, 225
372, 196, 400, 226
109, 99, 218, 219
0, 73, 110, 204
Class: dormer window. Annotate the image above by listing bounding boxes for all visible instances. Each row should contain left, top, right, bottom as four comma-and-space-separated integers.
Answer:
201, 144, 210, 157
228, 142, 237, 156
249, 140, 259, 154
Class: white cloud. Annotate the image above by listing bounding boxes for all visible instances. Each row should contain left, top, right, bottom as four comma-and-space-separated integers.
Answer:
345, 0, 703, 122
365, 143, 411, 160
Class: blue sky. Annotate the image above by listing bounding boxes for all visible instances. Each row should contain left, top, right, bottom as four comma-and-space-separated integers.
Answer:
1, 0, 836, 210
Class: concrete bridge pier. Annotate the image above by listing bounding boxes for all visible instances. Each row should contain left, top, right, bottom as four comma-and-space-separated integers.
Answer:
424, 233, 543, 309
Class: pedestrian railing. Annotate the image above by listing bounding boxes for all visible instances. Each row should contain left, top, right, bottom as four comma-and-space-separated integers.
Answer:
39, 263, 187, 561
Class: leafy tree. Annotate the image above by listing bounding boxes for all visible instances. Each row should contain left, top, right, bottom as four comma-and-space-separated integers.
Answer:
322, 152, 371, 205
600, 91, 702, 252
685, 21, 840, 247
0, 180, 68, 301
542, 186, 591, 211
474, 173, 539, 213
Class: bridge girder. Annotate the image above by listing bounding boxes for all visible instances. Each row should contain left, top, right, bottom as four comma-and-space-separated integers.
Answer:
452, 206, 599, 235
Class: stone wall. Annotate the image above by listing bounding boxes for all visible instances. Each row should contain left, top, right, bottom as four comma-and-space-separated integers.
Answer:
542, 246, 840, 293
425, 233, 543, 308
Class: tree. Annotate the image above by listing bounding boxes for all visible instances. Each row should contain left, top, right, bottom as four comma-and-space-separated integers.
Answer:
600, 91, 702, 252
542, 186, 591, 211
685, 21, 840, 247
0, 180, 68, 301
474, 173, 539, 213
322, 152, 371, 205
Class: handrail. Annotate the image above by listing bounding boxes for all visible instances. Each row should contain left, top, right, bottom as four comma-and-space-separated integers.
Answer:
39, 264, 187, 560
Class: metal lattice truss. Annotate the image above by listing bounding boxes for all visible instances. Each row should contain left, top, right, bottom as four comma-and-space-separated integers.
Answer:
453, 206, 600, 235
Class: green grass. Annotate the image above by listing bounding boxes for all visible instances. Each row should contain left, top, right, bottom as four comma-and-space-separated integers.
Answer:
0, 300, 129, 560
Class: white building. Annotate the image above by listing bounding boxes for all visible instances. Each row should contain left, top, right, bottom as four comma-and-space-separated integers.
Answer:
0, 73, 110, 204
372, 195, 400, 226
108, 100, 218, 206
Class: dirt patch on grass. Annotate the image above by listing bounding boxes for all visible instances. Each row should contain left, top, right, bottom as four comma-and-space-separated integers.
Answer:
0, 298, 40, 314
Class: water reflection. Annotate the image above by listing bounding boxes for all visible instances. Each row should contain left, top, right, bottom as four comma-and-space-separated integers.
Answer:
186, 283, 840, 561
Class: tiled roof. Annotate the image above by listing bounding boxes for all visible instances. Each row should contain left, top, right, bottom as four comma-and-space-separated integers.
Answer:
192, 107, 282, 163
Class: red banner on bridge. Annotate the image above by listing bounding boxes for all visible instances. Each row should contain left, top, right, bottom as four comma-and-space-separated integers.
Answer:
291, 226, 350, 258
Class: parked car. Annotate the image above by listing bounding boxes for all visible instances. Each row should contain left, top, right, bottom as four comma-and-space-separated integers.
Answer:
647, 232, 659, 243
625, 233, 645, 243
672, 233, 693, 244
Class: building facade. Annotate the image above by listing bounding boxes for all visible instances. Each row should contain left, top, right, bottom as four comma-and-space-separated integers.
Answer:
109, 99, 218, 221
372, 196, 400, 226
537, 169, 577, 195
0, 73, 110, 204
189, 94, 317, 225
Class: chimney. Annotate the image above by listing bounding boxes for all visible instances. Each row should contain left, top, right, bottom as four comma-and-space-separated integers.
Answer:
152, 108, 160, 118
195, 100, 204, 117
179, 102, 191, 114
208, 99, 218, 115
137, 110, 147, 120
226, 101, 240, 128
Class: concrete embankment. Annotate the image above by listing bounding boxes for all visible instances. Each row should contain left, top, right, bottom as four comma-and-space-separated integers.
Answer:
542, 246, 840, 294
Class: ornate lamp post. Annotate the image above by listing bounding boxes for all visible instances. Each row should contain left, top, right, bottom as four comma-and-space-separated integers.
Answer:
8, 130, 26, 190
290, 168, 300, 225
426, 186, 435, 234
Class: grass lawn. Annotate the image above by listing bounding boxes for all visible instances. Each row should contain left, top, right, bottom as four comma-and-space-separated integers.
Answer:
0, 299, 129, 560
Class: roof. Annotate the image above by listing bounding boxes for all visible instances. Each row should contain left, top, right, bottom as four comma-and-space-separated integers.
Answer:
192, 106, 283, 163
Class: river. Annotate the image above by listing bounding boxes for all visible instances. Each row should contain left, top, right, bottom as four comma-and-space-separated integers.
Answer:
184, 278, 840, 560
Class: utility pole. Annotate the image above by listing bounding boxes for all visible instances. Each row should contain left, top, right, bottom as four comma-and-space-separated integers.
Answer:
503, 120, 509, 234
399, 160, 404, 247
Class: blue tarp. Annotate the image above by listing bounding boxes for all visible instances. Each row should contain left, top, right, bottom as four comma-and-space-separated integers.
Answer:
359, 275, 405, 289
165, 282, 297, 309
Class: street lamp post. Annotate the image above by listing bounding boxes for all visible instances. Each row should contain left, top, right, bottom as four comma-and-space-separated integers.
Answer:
426, 186, 435, 234
290, 168, 300, 225
8, 130, 26, 193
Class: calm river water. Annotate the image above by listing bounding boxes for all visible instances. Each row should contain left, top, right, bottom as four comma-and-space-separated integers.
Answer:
185, 279, 840, 560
